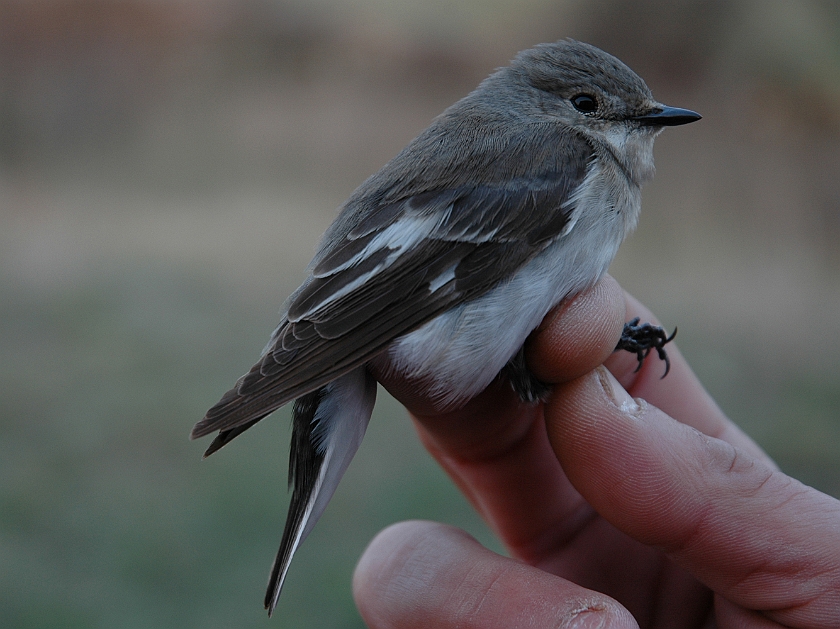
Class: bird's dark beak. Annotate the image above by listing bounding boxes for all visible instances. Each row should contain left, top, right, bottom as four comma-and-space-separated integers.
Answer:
632, 106, 701, 127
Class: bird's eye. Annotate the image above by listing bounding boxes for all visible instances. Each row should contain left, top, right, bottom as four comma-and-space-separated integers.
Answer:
571, 94, 598, 115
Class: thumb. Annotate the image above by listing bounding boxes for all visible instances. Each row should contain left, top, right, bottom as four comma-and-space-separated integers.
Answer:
545, 367, 840, 628
353, 520, 638, 629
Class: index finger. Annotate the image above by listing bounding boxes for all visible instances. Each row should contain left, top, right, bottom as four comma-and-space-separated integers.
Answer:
602, 292, 772, 464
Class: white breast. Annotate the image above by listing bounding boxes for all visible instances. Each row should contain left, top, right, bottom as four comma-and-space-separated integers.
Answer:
379, 156, 641, 409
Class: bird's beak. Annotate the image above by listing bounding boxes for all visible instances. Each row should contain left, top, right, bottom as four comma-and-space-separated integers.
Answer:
632, 106, 702, 127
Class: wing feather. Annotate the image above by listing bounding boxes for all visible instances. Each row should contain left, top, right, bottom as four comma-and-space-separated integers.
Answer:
193, 144, 592, 446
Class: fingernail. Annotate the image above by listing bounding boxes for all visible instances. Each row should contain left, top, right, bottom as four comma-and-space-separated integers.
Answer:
596, 366, 640, 415
565, 603, 638, 629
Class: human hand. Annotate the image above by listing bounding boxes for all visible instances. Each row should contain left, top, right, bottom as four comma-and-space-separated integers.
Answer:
356, 275, 840, 628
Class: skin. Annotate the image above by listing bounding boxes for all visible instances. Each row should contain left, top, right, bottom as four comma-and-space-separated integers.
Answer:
357, 275, 840, 628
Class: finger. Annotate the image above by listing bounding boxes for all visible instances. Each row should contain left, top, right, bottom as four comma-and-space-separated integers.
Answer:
387, 277, 627, 560
526, 274, 627, 385
715, 596, 791, 628
546, 368, 840, 628
353, 520, 638, 629
603, 291, 771, 462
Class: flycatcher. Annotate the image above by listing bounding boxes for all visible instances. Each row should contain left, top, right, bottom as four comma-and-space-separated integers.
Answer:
191, 39, 701, 616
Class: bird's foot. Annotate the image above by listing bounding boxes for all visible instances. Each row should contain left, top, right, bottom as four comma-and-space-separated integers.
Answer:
614, 317, 676, 378
504, 345, 552, 403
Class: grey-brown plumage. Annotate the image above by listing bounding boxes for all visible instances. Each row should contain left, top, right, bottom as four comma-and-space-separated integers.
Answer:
191, 39, 700, 616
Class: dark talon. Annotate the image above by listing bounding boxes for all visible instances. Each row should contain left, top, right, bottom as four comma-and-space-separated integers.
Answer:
614, 318, 677, 378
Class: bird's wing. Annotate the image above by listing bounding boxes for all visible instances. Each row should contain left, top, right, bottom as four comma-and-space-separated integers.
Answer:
192, 166, 588, 450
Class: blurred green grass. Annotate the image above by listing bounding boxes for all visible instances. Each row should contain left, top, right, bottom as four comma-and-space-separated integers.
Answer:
0, 252, 501, 628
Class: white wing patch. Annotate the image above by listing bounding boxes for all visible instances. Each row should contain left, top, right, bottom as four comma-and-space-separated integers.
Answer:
313, 212, 446, 279
292, 211, 449, 321
428, 262, 457, 292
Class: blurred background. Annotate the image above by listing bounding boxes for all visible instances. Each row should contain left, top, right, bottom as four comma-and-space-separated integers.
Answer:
1, 0, 839, 626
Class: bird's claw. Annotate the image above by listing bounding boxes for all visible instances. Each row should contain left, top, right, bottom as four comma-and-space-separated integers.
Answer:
614, 317, 677, 378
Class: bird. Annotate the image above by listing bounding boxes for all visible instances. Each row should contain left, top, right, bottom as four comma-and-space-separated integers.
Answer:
191, 39, 701, 616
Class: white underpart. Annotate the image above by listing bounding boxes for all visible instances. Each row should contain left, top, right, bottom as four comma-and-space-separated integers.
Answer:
603, 123, 658, 185
383, 155, 643, 408
267, 367, 376, 610
603, 124, 630, 154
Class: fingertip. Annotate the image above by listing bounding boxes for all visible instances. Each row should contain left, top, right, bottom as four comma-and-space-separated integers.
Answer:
604, 291, 768, 460
547, 366, 745, 549
544, 367, 713, 549
527, 275, 626, 384
354, 520, 638, 629
544, 369, 650, 510
353, 521, 455, 611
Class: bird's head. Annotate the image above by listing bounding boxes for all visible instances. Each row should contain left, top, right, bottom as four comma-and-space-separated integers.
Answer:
508, 39, 700, 184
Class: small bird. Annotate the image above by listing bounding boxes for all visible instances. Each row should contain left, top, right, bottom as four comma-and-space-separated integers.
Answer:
192, 39, 700, 616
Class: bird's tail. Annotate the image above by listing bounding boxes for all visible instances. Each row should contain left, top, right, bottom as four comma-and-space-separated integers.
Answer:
264, 367, 377, 616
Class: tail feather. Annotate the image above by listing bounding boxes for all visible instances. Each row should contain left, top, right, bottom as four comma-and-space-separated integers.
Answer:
264, 367, 377, 616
